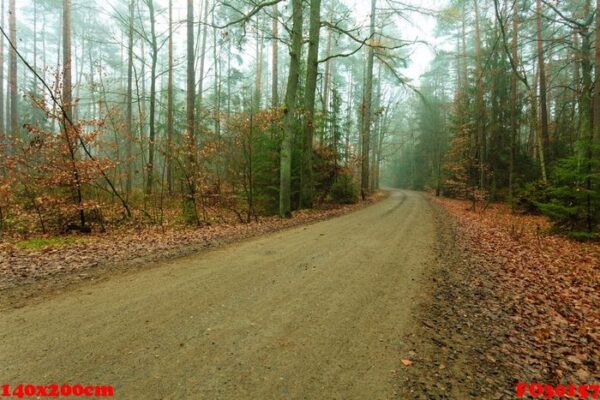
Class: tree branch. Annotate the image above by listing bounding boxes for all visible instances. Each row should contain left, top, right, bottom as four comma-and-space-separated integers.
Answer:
205, 0, 284, 29
493, 0, 530, 90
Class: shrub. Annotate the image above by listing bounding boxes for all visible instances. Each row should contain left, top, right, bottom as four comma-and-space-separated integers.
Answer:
331, 174, 358, 204
536, 140, 600, 238
514, 181, 550, 215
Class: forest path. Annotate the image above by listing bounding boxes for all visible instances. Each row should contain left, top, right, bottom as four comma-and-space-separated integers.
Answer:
0, 190, 440, 399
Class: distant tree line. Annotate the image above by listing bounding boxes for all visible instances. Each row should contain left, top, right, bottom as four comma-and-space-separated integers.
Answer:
384, 0, 599, 239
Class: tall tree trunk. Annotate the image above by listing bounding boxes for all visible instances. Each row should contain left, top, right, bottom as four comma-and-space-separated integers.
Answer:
573, 33, 580, 126
370, 63, 381, 192
460, 3, 468, 91
271, 4, 279, 108
254, 16, 263, 109
457, 2, 470, 189
166, 0, 174, 194
579, 8, 592, 145
32, 0, 37, 95
125, 0, 134, 197
63, 0, 72, 122
279, 0, 302, 218
300, 0, 321, 208
145, 0, 158, 196
42, 9, 46, 82
535, 0, 549, 159
321, 15, 333, 144
529, 78, 548, 184
196, 0, 209, 122
344, 71, 353, 166
0, 0, 4, 146
8, 0, 17, 143
575, 0, 592, 210
184, 0, 199, 224
140, 36, 146, 183
226, 38, 231, 117
582, 0, 594, 231
473, 0, 485, 190
332, 86, 340, 169
509, 0, 519, 203
376, 104, 388, 191
50, 11, 62, 134
360, 0, 376, 198
187, 0, 195, 159
62, 0, 84, 228
595, 0, 600, 141
212, 13, 220, 139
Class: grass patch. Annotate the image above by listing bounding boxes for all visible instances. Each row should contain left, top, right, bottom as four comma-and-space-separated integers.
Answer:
16, 236, 83, 250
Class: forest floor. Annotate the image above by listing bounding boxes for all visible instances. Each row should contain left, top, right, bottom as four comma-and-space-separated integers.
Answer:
395, 195, 599, 399
0, 192, 385, 311
0, 189, 453, 399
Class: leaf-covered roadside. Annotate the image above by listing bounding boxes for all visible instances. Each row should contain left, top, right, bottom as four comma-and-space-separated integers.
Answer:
0, 193, 386, 305
432, 196, 599, 384
394, 202, 514, 399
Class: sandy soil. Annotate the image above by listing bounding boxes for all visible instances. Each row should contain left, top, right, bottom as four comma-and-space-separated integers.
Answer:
0, 190, 440, 399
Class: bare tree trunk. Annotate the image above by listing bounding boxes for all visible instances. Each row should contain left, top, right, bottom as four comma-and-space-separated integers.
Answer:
271, 4, 278, 108
145, 0, 158, 196
254, 16, 263, 109
42, 8, 46, 79
376, 105, 388, 191
226, 38, 231, 117
32, 0, 37, 95
300, 0, 321, 208
279, 0, 302, 218
139, 37, 146, 185
360, 0, 376, 198
0, 0, 4, 146
535, 0, 549, 159
579, 11, 592, 145
509, 0, 519, 203
344, 71, 353, 166
370, 63, 381, 192
321, 15, 333, 144
51, 10, 62, 134
62, 0, 85, 229
184, 0, 199, 224
187, 0, 195, 157
461, 4, 468, 90
196, 0, 209, 122
63, 0, 72, 121
125, 0, 134, 197
582, 0, 594, 231
212, 14, 220, 139
528, 73, 548, 184
473, 0, 485, 190
166, 0, 174, 194
595, 0, 600, 141
8, 0, 17, 143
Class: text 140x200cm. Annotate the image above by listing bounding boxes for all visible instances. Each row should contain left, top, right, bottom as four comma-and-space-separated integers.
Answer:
1, 384, 114, 398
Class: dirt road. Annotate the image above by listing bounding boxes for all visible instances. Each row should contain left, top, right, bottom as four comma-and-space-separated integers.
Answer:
0, 190, 441, 399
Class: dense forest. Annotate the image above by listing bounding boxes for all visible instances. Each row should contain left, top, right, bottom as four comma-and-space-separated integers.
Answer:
387, 0, 600, 239
0, 0, 598, 239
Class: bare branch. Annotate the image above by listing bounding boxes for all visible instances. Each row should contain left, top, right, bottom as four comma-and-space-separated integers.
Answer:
540, 0, 594, 29
205, 0, 284, 29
